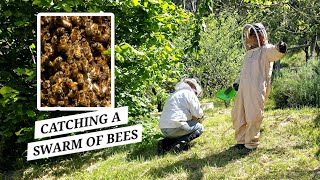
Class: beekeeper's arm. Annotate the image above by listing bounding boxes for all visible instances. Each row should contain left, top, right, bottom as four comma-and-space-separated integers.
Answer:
265, 41, 287, 62
187, 91, 204, 119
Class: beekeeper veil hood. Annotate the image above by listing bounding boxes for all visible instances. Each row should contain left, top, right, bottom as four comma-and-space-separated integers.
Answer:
175, 78, 203, 97
242, 23, 268, 51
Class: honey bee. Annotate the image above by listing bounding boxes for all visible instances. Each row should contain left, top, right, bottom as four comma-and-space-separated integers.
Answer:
98, 82, 109, 98
51, 35, 58, 47
57, 100, 65, 106
85, 21, 93, 36
42, 80, 51, 89
91, 42, 105, 53
67, 89, 78, 98
41, 16, 52, 26
92, 30, 102, 41
88, 91, 99, 106
92, 83, 100, 94
52, 83, 63, 94
101, 64, 110, 74
41, 92, 49, 101
82, 82, 90, 92
71, 27, 81, 42
85, 22, 98, 36
49, 97, 58, 105
58, 35, 69, 52
55, 27, 65, 36
72, 98, 79, 107
48, 56, 63, 70
73, 44, 82, 59
82, 46, 91, 56
50, 71, 63, 84
95, 56, 107, 66
75, 60, 83, 71
81, 39, 90, 49
100, 99, 111, 107
47, 88, 53, 97
41, 27, 51, 45
44, 43, 54, 55
98, 32, 110, 43
71, 16, 81, 26
70, 62, 78, 77
60, 62, 68, 71
78, 90, 89, 106
66, 78, 78, 90
76, 73, 84, 85
60, 62, 71, 77
89, 65, 100, 80
98, 72, 107, 80
55, 16, 72, 29
87, 53, 94, 63
41, 54, 50, 65
81, 58, 89, 72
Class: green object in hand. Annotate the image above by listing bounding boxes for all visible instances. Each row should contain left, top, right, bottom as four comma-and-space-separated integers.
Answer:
215, 87, 236, 101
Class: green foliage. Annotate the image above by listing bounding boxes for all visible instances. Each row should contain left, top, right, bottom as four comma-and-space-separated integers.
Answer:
271, 59, 320, 108
280, 50, 306, 68
197, 12, 244, 96
174, 10, 246, 97
0, 0, 190, 170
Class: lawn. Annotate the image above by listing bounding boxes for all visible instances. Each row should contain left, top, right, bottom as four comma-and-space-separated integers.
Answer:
9, 102, 320, 179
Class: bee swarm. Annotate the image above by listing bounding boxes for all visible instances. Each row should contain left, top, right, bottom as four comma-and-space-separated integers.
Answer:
41, 16, 111, 107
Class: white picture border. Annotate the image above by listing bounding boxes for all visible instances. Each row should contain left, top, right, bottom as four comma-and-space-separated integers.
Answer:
37, 12, 115, 111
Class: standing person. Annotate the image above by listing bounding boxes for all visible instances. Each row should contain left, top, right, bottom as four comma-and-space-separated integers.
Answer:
157, 78, 204, 154
231, 23, 287, 151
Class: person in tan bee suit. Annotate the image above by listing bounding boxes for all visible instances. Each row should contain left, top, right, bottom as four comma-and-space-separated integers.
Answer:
231, 23, 287, 150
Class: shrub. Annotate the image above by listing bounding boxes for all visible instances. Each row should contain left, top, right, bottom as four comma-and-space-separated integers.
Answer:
271, 59, 320, 108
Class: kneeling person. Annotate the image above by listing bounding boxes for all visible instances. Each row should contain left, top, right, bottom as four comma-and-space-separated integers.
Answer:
158, 78, 204, 154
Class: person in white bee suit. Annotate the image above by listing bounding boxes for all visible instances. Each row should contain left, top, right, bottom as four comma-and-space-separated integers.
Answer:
157, 78, 204, 154
231, 23, 287, 150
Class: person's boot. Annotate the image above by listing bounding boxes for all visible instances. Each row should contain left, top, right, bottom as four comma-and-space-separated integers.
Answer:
157, 137, 176, 155
170, 130, 202, 152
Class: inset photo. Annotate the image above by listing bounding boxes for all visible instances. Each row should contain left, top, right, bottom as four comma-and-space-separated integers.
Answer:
37, 13, 114, 111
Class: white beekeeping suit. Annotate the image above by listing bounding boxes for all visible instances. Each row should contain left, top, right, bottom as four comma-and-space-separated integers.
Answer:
231, 23, 287, 149
159, 78, 203, 129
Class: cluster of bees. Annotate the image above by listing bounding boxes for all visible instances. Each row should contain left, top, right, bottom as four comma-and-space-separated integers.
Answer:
40, 16, 112, 107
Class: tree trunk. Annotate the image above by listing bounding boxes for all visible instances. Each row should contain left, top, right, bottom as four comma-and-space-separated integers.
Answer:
310, 34, 317, 59
315, 42, 320, 57
304, 45, 310, 63
274, 60, 281, 71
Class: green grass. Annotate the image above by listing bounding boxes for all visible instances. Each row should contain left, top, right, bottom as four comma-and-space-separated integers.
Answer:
7, 103, 320, 179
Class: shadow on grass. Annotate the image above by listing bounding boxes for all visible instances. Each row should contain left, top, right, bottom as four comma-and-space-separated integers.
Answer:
126, 140, 159, 161
147, 146, 252, 179
12, 145, 129, 179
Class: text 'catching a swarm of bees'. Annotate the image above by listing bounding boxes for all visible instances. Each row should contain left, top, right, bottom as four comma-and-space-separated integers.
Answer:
38, 13, 114, 110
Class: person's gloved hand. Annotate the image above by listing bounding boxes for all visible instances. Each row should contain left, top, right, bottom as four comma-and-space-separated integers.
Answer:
233, 83, 239, 91
277, 41, 287, 53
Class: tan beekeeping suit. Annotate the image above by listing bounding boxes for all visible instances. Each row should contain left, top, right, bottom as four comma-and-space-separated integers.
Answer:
231, 44, 285, 149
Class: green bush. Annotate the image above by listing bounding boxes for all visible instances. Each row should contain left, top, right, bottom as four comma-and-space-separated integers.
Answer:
271, 59, 320, 108
280, 50, 306, 68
